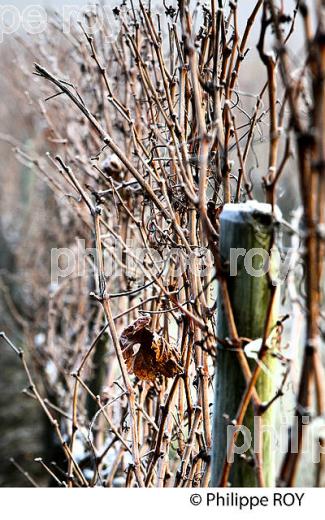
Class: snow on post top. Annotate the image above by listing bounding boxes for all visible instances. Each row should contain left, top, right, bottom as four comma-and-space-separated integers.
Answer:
221, 200, 282, 222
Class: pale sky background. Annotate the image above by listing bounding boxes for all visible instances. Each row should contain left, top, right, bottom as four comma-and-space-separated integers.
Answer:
7, 0, 301, 16
6, 1, 304, 46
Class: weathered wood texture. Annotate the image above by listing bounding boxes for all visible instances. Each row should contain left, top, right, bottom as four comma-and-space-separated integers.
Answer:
212, 202, 280, 486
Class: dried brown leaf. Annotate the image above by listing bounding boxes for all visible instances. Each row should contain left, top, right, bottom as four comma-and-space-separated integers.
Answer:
120, 315, 182, 381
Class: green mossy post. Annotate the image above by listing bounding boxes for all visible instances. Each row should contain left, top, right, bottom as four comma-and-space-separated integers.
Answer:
211, 201, 280, 487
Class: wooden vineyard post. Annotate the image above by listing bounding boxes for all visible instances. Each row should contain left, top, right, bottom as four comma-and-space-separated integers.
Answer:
211, 201, 280, 486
